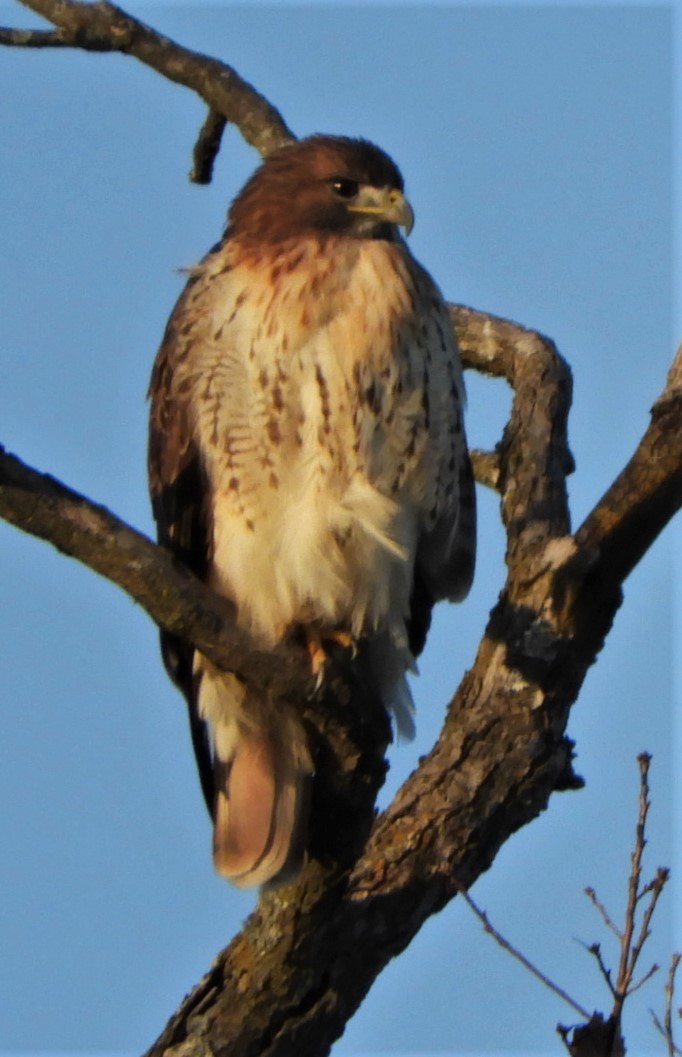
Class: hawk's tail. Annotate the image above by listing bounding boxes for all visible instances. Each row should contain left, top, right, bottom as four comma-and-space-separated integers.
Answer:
195, 660, 313, 889
212, 722, 312, 889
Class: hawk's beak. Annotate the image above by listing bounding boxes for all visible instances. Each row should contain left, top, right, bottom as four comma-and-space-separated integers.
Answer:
347, 186, 415, 236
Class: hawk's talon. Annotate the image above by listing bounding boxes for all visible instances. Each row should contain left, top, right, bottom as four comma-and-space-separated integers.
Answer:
304, 628, 356, 688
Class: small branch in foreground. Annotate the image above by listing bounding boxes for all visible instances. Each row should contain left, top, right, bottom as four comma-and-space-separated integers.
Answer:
570, 754, 669, 1054
463, 756, 671, 1057
617, 752, 654, 995
651, 953, 682, 1057
582, 942, 617, 1000
461, 888, 590, 1019
584, 886, 621, 940
587, 754, 669, 1029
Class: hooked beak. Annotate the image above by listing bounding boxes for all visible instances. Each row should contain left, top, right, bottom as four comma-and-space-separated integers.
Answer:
347, 186, 415, 236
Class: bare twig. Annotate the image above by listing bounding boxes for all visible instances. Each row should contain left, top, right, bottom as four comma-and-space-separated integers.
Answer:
610, 755, 669, 1022
582, 942, 617, 999
573, 754, 671, 1055
584, 763, 670, 1016
464, 756, 673, 1057
651, 953, 682, 1057
628, 867, 668, 977
625, 961, 659, 997
615, 753, 653, 997
585, 887, 622, 940
461, 889, 591, 1019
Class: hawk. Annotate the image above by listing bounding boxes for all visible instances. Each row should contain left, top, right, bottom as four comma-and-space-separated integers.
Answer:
148, 135, 476, 888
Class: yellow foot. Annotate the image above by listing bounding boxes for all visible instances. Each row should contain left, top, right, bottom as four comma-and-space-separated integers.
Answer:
304, 628, 356, 688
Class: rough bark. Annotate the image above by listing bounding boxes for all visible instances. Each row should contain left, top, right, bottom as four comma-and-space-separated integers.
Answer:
1, 4, 681, 1055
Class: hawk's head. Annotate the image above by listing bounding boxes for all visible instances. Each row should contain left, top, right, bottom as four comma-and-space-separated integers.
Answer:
227, 135, 414, 246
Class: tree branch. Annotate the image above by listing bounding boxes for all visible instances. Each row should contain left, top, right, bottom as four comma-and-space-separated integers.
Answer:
574, 344, 682, 588
5, 0, 295, 159
0, 445, 313, 701
190, 106, 227, 184
462, 889, 591, 1020
0, 24, 71, 44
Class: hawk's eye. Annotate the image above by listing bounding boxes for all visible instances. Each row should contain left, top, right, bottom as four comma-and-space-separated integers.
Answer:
330, 177, 359, 199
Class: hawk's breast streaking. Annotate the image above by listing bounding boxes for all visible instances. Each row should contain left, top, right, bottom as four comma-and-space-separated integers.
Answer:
148, 135, 476, 888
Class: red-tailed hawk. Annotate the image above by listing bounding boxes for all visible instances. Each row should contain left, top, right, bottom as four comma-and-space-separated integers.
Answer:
148, 135, 476, 888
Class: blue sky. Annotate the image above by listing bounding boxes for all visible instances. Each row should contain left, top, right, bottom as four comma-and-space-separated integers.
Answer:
0, 2, 678, 1055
